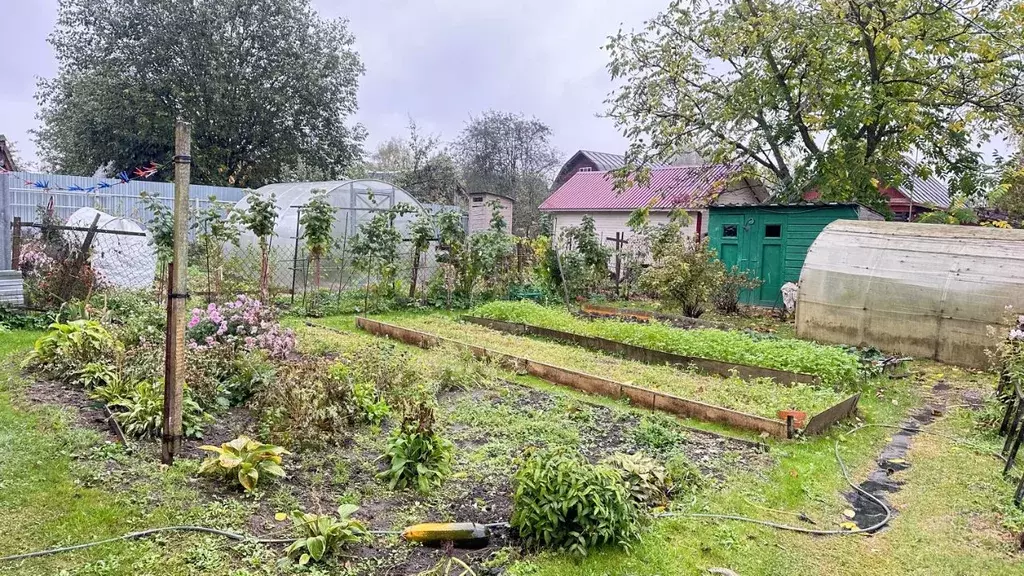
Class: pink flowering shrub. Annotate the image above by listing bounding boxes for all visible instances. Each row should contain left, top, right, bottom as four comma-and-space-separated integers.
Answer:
187, 295, 295, 359
1011, 315, 1024, 342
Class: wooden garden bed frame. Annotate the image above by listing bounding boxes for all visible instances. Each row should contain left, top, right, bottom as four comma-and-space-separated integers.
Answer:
579, 302, 731, 330
355, 317, 859, 439
462, 315, 820, 386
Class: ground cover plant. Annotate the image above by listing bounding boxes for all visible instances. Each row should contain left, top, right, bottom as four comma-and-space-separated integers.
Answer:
470, 301, 861, 386
375, 312, 850, 418
198, 435, 288, 492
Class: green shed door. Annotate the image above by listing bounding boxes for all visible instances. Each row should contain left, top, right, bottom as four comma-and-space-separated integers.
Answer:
714, 214, 744, 270
754, 218, 785, 307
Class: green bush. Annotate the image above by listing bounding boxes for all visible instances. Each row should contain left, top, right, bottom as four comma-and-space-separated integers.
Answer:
665, 453, 708, 495
198, 435, 288, 492
282, 504, 367, 566
713, 265, 762, 314
470, 301, 861, 386
24, 320, 120, 380
639, 235, 723, 317
630, 415, 686, 455
377, 401, 453, 493
510, 446, 640, 555
602, 452, 671, 507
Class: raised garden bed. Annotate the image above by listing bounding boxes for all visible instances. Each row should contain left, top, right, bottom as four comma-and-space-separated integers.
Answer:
356, 317, 860, 439
471, 301, 861, 387
462, 315, 819, 386
579, 302, 731, 330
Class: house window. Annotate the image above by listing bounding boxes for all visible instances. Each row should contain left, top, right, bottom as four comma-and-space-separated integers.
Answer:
765, 224, 782, 238
722, 224, 738, 238
472, 196, 484, 203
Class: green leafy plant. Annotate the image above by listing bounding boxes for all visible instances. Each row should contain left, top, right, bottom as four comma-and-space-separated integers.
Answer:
198, 435, 288, 492
665, 453, 708, 495
74, 361, 119, 389
255, 358, 359, 449
510, 446, 640, 555
24, 320, 120, 380
108, 380, 208, 439
240, 191, 279, 301
282, 504, 367, 566
713, 265, 763, 314
630, 416, 686, 455
300, 188, 337, 296
377, 401, 453, 492
601, 452, 671, 507
470, 300, 860, 386
639, 232, 724, 318
350, 202, 416, 308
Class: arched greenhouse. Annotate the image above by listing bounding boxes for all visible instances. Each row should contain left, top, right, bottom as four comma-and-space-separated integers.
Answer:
796, 220, 1024, 368
232, 180, 438, 289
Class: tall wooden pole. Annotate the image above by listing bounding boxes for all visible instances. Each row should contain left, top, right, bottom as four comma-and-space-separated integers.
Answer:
162, 120, 191, 465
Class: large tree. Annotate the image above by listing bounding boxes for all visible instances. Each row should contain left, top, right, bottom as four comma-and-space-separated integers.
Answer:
454, 111, 560, 235
367, 121, 464, 205
606, 0, 1024, 207
36, 0, 366, 187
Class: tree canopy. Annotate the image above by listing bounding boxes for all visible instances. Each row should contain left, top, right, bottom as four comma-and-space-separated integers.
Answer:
36, 0, 366, 187
454, 111, 560, 235
606, 0, 1024, 207
366, 121, 464, 205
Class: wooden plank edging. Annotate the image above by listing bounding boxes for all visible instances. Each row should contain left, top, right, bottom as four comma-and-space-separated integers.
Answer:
461, 315, 821, 387
580, 302, 731, 330
805, 393, 861, 436
355, 316, 791, 439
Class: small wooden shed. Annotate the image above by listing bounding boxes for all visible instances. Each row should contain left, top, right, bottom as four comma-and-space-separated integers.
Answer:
708, 203, 882, 307
468, 192, 513, 234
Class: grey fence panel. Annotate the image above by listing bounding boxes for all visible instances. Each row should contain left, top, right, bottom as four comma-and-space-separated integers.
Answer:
2, 171, 246, 270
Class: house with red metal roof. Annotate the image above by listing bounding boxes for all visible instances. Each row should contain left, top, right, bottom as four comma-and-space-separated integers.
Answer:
540, 151, 767, 247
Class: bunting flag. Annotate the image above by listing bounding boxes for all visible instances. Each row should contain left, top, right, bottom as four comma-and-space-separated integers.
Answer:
0, 161, 164, 193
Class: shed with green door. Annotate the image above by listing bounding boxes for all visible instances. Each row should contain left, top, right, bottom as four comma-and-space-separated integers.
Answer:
708, 203, 883, 307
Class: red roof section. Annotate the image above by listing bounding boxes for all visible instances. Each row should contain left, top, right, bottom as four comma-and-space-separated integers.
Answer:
540, 164, 739, 211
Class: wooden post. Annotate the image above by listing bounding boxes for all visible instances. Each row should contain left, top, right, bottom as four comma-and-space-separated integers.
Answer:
11, 216, 22, 269
162, 120, 191, 465
61, 213, 101, 301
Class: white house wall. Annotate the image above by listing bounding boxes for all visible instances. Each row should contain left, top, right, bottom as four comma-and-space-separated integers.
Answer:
550, 210, 705, 249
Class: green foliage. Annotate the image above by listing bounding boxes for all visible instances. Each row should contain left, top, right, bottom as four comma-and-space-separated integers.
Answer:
606, 0, 1023, 204
433, 346, 494, 391
511, 446, 640, 555
139, 192, 175, 265
915, 196, 980, 225
350, 202, 416, 305
241, 191, 279, 300
24, 320, 120, 380
36, 0, 365, 187
713, 266, 763, 314
300, 188, 337, 293
665, 452, 708, 495
198, 435, 288, 492
108, 380, 208, 439
470, 301, 861, 386
639, 234, 724, 318
0, 306, 50, 331
74, 362, 119, 390
601, 452, 671, 507
557, 215, 612, 300
377, 401, 453, 493
283, 504, 368, 566
631, 416, 686, 455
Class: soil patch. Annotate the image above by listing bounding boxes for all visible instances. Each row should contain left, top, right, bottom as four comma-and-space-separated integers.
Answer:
21, 378, 117, 442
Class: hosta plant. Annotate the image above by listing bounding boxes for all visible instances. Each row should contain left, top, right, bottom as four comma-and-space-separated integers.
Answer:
109, 380, 208, 439
282, 504, 367, 565
198, 435, 288, 492
511, 446, 640, 555
24, 320, 120, 380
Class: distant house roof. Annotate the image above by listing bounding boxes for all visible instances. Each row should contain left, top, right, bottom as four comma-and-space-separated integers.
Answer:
893, 158, 950, 209
0, 135, 16, 172
540, 164, 740, 212
577, 150, 627, 172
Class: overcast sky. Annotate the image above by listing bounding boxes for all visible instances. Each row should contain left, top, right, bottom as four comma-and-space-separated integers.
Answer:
0, 0, 668, 170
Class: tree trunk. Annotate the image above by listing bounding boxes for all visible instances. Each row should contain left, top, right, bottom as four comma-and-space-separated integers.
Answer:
259, 239, 270, 303
409, 247, 421, 299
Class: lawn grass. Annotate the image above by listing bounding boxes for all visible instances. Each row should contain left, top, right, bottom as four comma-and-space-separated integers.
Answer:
362, 311, 852, 419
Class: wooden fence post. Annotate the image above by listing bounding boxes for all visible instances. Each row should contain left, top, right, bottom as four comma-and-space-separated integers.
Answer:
162, 120, 191, 465
11, 216, 21, 269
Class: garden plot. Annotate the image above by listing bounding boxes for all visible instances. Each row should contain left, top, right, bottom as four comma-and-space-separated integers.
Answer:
472, 301, 862, 386
369, 313, 850, 422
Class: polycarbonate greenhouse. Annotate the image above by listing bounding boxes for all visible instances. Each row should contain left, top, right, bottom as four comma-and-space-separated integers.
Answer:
796, 220, 1024, 368
232, 180, 431, 287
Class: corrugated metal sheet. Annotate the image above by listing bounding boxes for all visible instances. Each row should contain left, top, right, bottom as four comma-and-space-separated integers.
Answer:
0, 270, 24, 306
796, 220, 1024, 368
896, 158, 951, 208
540, 164, 739, 212
579, 150, 626, 172
5, 171, 245, 225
